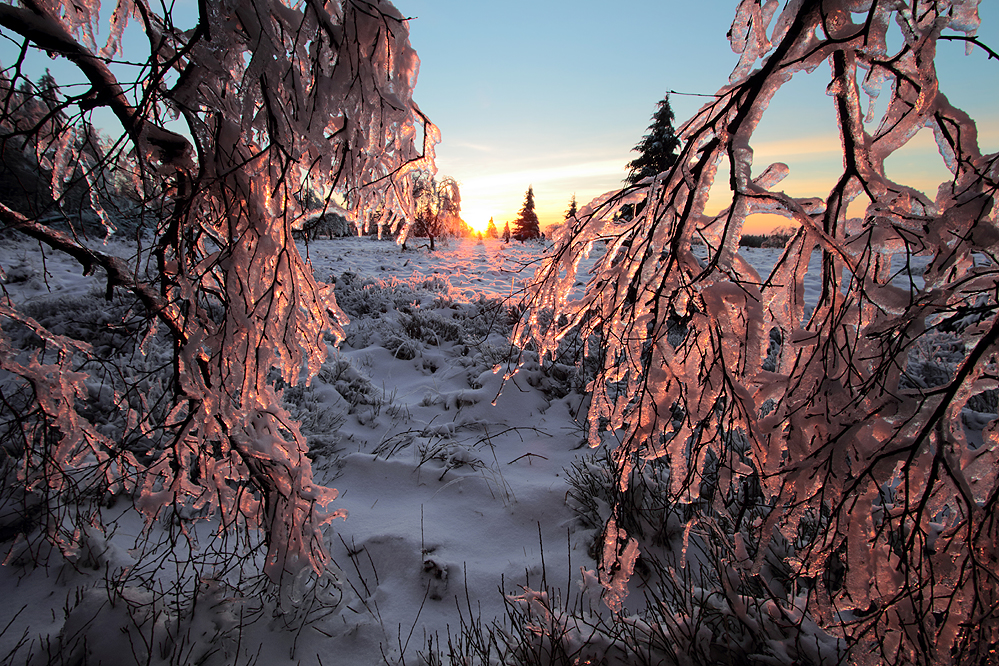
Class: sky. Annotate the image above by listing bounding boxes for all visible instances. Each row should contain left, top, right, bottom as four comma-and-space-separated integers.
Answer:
394, 0, 999, 233
1, 0, 996, 234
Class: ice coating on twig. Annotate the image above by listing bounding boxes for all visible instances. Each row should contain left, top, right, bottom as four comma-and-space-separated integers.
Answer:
0, 0, 435, 598
516, 1, 998, 662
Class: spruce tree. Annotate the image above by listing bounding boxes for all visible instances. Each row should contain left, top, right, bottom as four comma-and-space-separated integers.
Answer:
486, 217, 498, 238
502, 221, 511, 243
626, 93, 681, 185
565, 193, 578, 220
513, 185, 541, 241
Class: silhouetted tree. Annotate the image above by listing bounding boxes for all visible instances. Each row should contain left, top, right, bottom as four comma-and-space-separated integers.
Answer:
513, 185, 540, 241
565, 193, 578, 220
625, 93, 681, 186
502, 221, 511, 243
617, 94, 683, 223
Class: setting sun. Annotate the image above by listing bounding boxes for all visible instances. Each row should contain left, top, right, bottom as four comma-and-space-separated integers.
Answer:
460, 203, 493, 234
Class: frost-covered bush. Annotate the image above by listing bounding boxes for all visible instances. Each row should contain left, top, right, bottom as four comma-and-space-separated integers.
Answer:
334, 271, 451, 318
566, 448, 677, 559
15, 289, 147, 359
334, 272, 521, 361
0, 0, 436, 611
401, 310, 465, 345
518, 1, 999, 663
425, 544, 844, 666
563, 435, 837, 661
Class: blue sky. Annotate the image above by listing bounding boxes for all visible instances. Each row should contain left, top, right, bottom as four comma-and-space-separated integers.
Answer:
1, 0, 996, 233
395, 0, 999, 232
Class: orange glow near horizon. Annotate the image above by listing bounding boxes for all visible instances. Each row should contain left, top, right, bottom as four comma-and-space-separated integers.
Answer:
460, 204, 494, 234
743, 214, 792, 235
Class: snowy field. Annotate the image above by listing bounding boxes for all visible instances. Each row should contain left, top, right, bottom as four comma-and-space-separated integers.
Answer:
0, 235, 965, 665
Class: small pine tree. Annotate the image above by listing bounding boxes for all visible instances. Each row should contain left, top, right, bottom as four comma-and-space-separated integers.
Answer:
502, 221, 511, 243
626, 93, 681, 185
486, 217, 498, 238
513, 185, 541, 241
565, 193, 578, 220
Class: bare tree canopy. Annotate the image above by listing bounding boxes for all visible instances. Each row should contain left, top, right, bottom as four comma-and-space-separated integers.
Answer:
0, 0, 436, 594
408, 170, 462, 249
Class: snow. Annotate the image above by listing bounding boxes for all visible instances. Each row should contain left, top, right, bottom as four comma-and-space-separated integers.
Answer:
0, 235, 987, 664
0, 236, 593, 664
2, 0, 994, 661
301, 235, 554, 301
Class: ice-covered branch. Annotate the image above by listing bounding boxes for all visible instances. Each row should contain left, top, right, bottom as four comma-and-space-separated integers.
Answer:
0, 0, 434, 601
0, 201, 186, 339
519, 0, 998, 661
0, 1, 191, 167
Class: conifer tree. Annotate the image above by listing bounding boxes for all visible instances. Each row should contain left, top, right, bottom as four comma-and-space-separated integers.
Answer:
513, 185, 541, 241
565, 193, 578, 220
625, 93, 680, 186
486, 217, 498, 238
502, 221, 511, 243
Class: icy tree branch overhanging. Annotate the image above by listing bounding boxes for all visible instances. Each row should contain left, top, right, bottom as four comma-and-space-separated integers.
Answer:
517, 0, 999, 662
0, 0, 437, 601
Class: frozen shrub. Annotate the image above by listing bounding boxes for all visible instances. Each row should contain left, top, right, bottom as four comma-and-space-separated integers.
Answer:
470, 342, 519, 371
425, 542, 843, 666
401, 310, 464, 345
333, 270, 523, 371
0, 259, 38, 285
313, 358, 382, 410
385, 335, 419, 361
282, 361, 351, 468
15, 289, 146, 358
566, 448, 677, 555
333, 273, 396, 317
418, 275, 455, 295
453, 299, 521, 340
968, 389, 998, 415
334, 273, 459, 320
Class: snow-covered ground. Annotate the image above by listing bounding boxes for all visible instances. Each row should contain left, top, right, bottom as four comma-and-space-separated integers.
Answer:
0, 235, 593, 665
302, 235, 553, 301
0, 235, 969, 665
